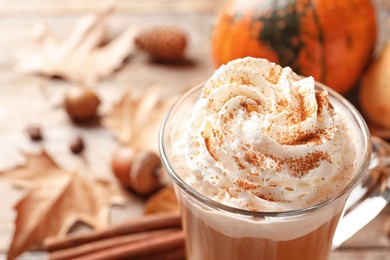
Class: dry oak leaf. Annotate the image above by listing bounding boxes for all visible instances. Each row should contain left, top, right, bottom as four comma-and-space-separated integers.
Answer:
102, 86, 178, 153
144, 186, 179, 215
0, 150, 126, 260
15, 1, 137, 85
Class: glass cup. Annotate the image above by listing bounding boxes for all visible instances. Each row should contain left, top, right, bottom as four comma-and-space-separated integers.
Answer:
159, 81, 390, 260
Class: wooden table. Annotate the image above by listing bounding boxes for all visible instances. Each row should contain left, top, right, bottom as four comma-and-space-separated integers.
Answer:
0, 0, 389, 259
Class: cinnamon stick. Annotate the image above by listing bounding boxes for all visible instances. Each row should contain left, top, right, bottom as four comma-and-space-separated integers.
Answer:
134, 246, 185, 260
48, 228, 180, 260
69, 229, 184, 260
44, 212, 181, 252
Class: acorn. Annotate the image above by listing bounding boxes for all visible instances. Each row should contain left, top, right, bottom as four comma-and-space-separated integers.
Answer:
63, 86, 100, 120
135, 26, 187, 62
111, 146, 137, 186
111, 146, 162, 196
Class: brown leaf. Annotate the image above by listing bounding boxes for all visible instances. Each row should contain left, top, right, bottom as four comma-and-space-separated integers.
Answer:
143, 186, 179, 215
102, 85, 178, 153
0, 150, 126, 260
15, 0, 137, 85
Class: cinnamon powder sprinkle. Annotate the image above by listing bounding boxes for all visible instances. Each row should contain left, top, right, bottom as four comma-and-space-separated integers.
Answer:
245, 202, 257, 211
297, 92, 310, 122
236, 76, 253, 86
202, 129, 224, 161
244, 152, 265, 167
283, 128, 333, 146
284, 131, 322, 146
234, 179, 261, 190
243, 148, 332, 179
277, 98, 288, 112
285, 90, 317, 125
316, 91, 327, 115
221, 186, 238, 198
263, 67, 282, 84
257, 193, 277, 202
286, 151, 332, 178
233, 155, 246, 170
240, 101, 258, 114
203, 135, 217, 161
244, 152, 282, 172
256, 192, 291, 203
295, 91, 311, 123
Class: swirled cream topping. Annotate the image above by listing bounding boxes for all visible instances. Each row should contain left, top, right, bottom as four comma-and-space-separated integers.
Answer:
183, 57, 355, 211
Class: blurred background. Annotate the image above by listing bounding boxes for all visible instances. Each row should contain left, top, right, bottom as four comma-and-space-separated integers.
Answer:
0, 0, 389, 259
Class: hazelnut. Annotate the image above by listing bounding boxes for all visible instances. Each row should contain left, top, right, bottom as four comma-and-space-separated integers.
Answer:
130, 151, 162, 195
64, 87, 100, 120
70, 135, 85, 154
111, 146, 137, 188
26, 125, 43, 141
135, 26, 187, 62
111, 147, 162, 195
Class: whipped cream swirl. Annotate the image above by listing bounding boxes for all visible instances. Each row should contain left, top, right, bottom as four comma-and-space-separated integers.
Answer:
184, 57, 354, 211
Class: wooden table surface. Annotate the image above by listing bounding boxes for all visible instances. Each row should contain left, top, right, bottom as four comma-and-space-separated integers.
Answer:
0, 0, 389, 259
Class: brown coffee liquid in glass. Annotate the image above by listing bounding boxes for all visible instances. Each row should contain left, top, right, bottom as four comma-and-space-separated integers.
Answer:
181, 203, 342, 260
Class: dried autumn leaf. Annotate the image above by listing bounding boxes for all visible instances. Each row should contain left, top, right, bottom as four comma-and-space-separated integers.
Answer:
0, 150, 126, 260
102, 86, 178, 153
143, 186, 179, 215
15, 1, 137, 85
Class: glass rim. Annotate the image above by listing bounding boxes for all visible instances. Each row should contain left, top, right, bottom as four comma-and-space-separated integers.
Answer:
159, 80, 372, 218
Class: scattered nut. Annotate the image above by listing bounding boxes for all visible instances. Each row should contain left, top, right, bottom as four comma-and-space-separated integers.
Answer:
130, 150, 162, 195
135, 26, 187, 62
26, 125, 43, 141
70, 136, 85, 154
64, 86, 101, 120
111, 147, 162, 195
111, 146, 137, 188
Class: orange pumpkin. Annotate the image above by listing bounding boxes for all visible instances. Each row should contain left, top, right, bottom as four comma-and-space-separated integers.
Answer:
211, 0, 377, 94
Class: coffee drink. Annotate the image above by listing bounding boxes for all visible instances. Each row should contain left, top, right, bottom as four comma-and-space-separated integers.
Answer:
161, 57, 366, 259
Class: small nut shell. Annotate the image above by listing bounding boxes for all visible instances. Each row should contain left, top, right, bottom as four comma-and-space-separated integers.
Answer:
130, 151, 162, 195
26, 125, 43, 141
111, 146, 137, 188
64, 87, 100, 120
135, 26, 187, 62
70, 135, 85, 154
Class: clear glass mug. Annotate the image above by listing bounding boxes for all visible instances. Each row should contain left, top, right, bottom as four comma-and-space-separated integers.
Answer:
159, 81, 390, 260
